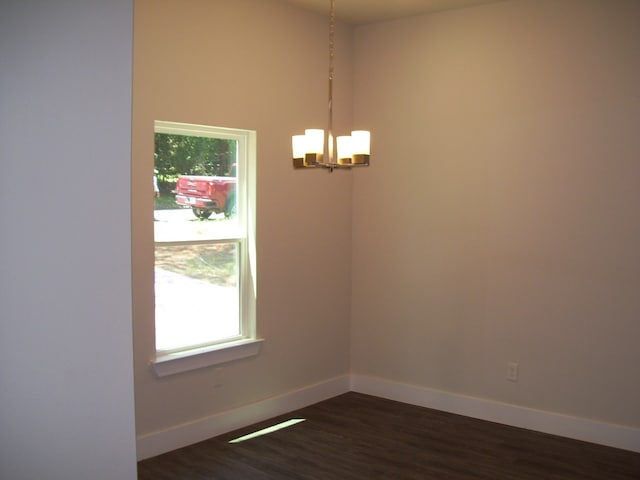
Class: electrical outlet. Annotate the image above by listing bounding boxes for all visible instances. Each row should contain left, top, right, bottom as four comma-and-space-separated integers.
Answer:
506, 361, 519, 382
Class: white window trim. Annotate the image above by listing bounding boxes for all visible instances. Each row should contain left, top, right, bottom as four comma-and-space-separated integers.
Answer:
152, 338, 263, 377
150, 121, 259, 377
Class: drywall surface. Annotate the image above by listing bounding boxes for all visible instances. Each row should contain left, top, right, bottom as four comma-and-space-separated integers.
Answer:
132, 0, 353, 438
351, 0, 640, 429
0, 0, 137, 478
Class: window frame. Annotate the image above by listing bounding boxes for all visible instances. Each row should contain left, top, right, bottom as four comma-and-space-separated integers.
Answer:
150, 120, 260, 377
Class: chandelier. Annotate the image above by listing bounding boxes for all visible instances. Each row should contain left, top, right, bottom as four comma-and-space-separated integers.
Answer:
292, 0, 371, 171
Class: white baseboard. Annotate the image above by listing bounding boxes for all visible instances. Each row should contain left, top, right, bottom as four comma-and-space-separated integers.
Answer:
350, 374, 640, 453
137, 373, 640, 460
136, 375, 350, 460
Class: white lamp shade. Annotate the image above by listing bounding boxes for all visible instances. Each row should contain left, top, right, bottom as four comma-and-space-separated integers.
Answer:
337, 135, 353, 161
292, 135, 306, 159
351, 130, 370, 155
305, 129, 325, 155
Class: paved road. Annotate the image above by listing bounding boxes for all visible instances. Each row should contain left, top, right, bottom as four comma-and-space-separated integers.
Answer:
154, 208, 237, 242
155, 207, 225, 223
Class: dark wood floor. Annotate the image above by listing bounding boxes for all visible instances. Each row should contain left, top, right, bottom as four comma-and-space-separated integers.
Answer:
138, 392, 640, 479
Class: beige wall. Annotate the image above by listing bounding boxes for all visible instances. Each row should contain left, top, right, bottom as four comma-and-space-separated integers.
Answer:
352, 0, 640, 428
132, 0, 354, 436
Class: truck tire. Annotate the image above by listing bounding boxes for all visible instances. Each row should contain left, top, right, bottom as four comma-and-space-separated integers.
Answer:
192, 208, 213, 220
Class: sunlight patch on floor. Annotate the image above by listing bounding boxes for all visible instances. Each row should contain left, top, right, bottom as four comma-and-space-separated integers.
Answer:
229, 419, 307, 444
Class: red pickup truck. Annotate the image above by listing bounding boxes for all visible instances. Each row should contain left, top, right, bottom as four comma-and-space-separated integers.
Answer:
174, 175, 236, 219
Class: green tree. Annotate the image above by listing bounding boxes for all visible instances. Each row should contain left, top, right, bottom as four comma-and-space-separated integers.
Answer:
154, 133, 236, 177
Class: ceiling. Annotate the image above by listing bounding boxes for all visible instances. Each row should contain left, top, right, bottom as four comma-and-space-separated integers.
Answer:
279, 0, 506, 24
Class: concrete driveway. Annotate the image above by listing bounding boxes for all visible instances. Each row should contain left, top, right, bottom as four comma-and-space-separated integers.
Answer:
154, 267, 239, 352
153, 208, 240, 352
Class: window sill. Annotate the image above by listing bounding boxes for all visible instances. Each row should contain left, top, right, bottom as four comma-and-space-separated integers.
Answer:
151, 338, 264, 377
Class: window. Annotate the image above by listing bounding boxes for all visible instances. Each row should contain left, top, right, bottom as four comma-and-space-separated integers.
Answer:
151, 121, 259, 376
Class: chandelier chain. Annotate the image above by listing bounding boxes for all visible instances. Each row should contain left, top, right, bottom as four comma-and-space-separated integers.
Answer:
329, 0, 335, 82
327, 0, 335, 163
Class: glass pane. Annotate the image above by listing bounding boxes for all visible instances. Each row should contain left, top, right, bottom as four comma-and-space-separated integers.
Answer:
154, 243, 240, 353
154, 133, 240, 242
